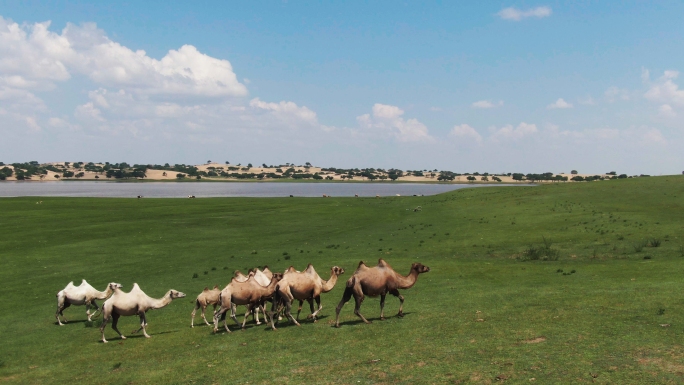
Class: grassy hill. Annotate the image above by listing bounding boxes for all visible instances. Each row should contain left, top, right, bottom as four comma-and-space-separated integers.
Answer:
1, 175, 683, 384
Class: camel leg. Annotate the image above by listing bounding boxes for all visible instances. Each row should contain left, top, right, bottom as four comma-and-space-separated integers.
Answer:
295, 300, 304, 321
140, 313, 150, 338
56, 298, 69, 325
213, 304, 231, 333
240, 306, 252, 329
229, 304, 241, 329
201, 305, 212, 326
268, 299, 279, 331
380, 294, 386, 320
335, 285, 354, 328
254, 306, 260, 325
100, 314, 110, 343
283, 299, 301, 326
305, 298, 315, 321
351, 281, 371, 324
309, 297, 322, 321
89, 300, 100, 320
111, 313, 126, 340
390, 289, 405, 317
191, 302, 200, 328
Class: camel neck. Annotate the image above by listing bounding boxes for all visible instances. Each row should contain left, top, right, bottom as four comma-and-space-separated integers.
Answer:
395, 268, 419, 289
321, 271, 339, 292
148, 292, 173, 309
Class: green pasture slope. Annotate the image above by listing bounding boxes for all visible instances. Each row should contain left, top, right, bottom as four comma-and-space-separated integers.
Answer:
1, 176, 683, 384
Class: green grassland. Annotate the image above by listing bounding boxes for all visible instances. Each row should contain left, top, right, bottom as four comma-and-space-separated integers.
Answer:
1, 176, 684, 384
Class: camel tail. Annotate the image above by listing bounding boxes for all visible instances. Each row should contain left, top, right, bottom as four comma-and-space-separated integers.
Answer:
195, 298, 201, 309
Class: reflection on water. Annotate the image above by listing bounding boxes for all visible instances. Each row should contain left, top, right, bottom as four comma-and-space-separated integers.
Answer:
0, 181, 525, 198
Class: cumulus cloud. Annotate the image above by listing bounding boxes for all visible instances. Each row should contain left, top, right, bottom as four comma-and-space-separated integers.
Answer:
547, 98, 573, 109
356, 103, 433, 143
450, 124, 482, 143
491, 122, 538, 141
0, 16, 247, 97
497, 6, 552, 21
644, 70, 684, 106
249, 98, 318, 127
471, 100, 503, 109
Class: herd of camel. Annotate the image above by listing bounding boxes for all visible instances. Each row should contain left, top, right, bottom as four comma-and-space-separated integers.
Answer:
54, 259, 430, 343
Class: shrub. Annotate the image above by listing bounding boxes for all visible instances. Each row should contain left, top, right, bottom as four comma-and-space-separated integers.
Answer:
633, 240, 648, 252
211, 267, 216, 271
284, 255, 291, 260
203, 271, 208, 275
192, 273, 198, 278
518, 238, 560, 261
649, 238, 661, 247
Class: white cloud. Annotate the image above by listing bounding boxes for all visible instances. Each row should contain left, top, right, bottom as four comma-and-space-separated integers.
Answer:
0, 16, 247, 97
471, 100, 503, 109
450, 124, 482, 143
497, 6, 552, 21
644, 70, 684, 106
356, 103, 433, 143
249, 97, 318, 126
605, 86, 630, 102
658, 104, 676, 117
547, 98, 573, 109
491, 122, 538, 141
429, 106, 442, 112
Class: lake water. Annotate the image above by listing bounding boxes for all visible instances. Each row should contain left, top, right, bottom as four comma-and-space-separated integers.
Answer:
0, 181, 523, 198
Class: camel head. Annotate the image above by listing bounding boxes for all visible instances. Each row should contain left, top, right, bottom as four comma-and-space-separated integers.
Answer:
331, 266, 345, 276
108, 282, 123, 291
411, 263, 431, 274
168, 290, 186, 299
271, 273, 284, 282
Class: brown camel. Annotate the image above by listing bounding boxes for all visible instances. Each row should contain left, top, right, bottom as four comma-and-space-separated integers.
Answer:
213, 273, 283, 333
191, 285, 221, 327
334, 259, 430, 328
55, 280, 122, 325
100, 283, 186, 343
270, 264, 345, 330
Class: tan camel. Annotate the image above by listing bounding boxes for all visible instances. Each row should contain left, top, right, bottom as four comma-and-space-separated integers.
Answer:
270, 264, 345, 330
100, 283, 186, 343
55, 280, 122, 325
334, 259, 430, 328
232, 269, 269, 324
213, 273, 282, 333
191, 285, 221, 327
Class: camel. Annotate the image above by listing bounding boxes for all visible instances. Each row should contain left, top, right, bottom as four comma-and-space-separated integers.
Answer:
191, 285, 221, 327
100, 283, 186, 343
213, 273, 283, 333
334, 259, 430, 328
55, 280, 122, 325
270, 264, 345, 330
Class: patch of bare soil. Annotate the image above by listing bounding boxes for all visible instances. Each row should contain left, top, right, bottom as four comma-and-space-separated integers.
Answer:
521, 337, 547, 344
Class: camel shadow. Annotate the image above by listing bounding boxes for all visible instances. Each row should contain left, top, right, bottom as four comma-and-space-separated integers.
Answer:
100, 329, 178, 343
54, 319, 88, 326
333, 312, 413, 327
262, 314, 331, 330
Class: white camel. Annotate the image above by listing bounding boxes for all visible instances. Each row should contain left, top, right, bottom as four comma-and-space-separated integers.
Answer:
55, 280, 122, 325
100, 283, 186, 343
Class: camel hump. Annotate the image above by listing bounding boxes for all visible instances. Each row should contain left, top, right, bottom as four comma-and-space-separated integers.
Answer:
305, 264, 316, 273
358, 260, 366, 267
213, 284, 219, 289
377, 258, 389, 268
203, 287, 209, 291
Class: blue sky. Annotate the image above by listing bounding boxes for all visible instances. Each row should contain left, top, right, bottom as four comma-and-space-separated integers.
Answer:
1, 1, 683, 173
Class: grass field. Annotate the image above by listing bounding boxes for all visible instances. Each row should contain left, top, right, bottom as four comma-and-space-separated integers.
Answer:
1, 176, 683, 384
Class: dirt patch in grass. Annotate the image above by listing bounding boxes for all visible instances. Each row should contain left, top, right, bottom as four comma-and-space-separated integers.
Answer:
637, 358, 684, 374
521, 337, 547, 344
